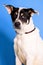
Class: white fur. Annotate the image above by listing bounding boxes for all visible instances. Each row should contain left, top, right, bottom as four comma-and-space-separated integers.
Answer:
14, 15, 43, 65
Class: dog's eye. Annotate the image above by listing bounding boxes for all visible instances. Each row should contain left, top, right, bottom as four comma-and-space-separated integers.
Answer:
21, 13, 25, 19
15, 12, 18, 15
13, 11, 18, 19
21, 13, 24, 16
22, 15, 25, 19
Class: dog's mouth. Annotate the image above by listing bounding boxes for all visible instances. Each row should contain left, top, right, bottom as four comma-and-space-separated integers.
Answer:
14, 25, 21, 29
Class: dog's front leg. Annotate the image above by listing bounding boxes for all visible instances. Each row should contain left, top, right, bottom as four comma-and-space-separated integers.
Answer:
14, 43, 22, 65
14, 43, 26, 65
14, 38, 22, 65
16, 55, 22, 65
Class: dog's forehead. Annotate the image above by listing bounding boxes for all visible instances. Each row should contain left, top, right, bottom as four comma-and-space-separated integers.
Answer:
18, 8, 24, 13
18, 7, 27, 13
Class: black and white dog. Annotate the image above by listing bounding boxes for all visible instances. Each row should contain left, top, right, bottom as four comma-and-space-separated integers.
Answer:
4, 4, 43, 65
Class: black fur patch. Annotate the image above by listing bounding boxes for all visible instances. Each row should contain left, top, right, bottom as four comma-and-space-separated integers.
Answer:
19, 9, 31, 23
11, 7, 19, 22
10, 8, 35, 24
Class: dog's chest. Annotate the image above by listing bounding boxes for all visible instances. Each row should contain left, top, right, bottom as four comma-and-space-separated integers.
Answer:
15, 33, 37, 56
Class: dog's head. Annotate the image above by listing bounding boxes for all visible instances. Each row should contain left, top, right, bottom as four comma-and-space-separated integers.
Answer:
4, 4, 39, 34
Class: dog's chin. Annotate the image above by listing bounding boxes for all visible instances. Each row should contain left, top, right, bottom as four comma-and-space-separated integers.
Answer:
15, 28, 24, 34
14, 27, 25, 34
14, 25, 26, 34
14, 25, 23, 34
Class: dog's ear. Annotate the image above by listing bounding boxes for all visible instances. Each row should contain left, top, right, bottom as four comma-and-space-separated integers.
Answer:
28, 8, 39, 16
4, 4, 15, 14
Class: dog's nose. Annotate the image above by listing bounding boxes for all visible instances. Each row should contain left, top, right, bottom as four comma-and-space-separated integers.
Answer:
14, 22, 20, 28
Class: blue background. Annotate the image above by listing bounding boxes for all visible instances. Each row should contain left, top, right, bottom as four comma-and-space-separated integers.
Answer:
0, 0, 43, 65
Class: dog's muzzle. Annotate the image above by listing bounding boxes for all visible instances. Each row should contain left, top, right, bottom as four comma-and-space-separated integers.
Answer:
14, 22, 21, 29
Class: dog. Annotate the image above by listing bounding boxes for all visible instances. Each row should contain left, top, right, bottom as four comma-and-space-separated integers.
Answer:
4, 4, 43, 65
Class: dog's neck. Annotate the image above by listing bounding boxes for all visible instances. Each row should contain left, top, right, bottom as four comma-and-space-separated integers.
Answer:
25, 27, 36, 34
